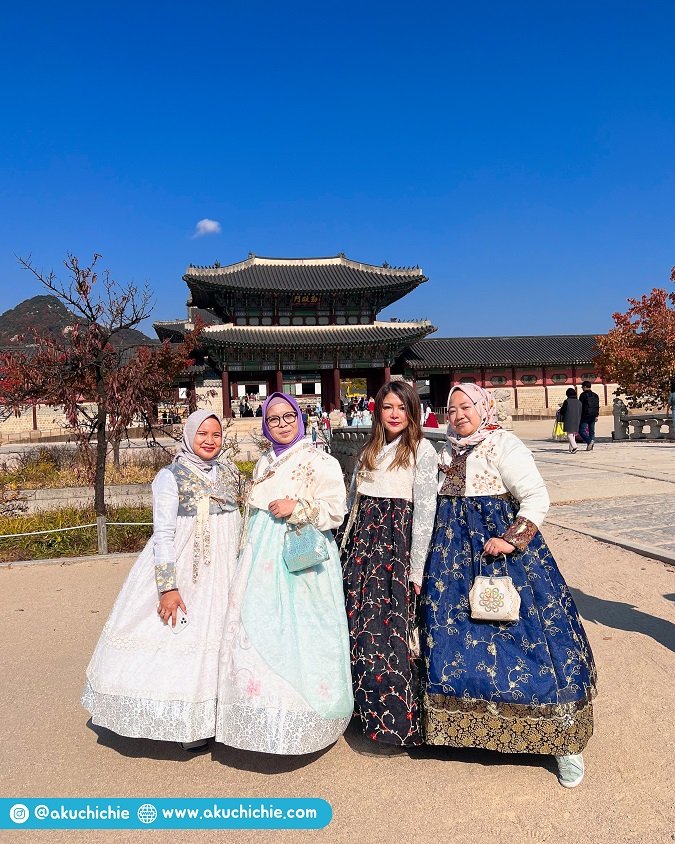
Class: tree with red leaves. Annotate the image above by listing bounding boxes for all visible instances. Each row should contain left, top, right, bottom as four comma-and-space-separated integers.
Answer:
595, 269, 675, 408
0, 254, 201, 547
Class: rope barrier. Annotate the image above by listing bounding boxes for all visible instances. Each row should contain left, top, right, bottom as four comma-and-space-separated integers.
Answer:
0, 521, 153, 539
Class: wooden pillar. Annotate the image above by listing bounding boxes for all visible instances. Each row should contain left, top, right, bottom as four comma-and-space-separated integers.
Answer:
603, 378, 608, 406
320, 370, 332, 410
274, 369, 283, 393
32, 403, 38, 431
366, 370, 385, 399
384, 365, 391, 384
188, 379, 197, 413
572, 365, 578, 389
511, 366, 519, 410
332, 367, 341, 411
230, 380, 238, 406
542, 366, 548, 409
221, 370, 232, 418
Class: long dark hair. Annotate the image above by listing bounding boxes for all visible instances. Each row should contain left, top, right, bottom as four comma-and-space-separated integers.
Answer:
359, 381, 423, 471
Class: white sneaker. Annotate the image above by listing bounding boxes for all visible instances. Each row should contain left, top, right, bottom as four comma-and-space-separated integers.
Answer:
555, 753, 585, 788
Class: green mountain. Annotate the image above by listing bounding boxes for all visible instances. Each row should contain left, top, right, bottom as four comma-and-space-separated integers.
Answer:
0, 295, 154, 348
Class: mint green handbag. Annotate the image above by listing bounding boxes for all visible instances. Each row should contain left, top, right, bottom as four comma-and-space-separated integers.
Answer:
282, 522, 330, 573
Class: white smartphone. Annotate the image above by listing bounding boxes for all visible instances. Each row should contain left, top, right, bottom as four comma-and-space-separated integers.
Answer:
170, 607, 189, 634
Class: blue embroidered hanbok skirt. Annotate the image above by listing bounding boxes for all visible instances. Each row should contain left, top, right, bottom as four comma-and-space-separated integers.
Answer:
421, 495, 597, 755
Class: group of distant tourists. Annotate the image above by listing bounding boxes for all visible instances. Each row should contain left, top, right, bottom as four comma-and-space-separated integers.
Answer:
83, 380, 597, 788
557, 381, 600, 453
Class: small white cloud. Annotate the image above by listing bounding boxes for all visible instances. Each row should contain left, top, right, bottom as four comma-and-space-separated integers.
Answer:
192, 218, 222, 238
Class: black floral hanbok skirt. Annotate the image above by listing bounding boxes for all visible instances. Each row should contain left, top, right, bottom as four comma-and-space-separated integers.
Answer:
340, 495, 423, 747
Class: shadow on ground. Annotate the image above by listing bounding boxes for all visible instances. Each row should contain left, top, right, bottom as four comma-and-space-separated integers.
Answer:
571, 588, 675, 653
343, 719, 556, 774
87, 719, 331, 772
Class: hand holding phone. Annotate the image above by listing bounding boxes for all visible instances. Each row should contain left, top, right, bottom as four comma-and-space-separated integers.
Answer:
157, 589, 187, 629
170, 606, 190, 634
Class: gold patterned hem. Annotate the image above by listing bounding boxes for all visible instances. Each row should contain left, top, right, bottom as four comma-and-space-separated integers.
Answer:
423, 692, 594, 755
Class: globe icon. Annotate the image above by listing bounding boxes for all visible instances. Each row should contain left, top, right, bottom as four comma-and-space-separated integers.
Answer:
137, 804, 158, 825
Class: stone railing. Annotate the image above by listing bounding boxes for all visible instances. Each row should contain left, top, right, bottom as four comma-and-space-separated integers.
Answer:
330, 428, 446, 479
612, 399, 674, 441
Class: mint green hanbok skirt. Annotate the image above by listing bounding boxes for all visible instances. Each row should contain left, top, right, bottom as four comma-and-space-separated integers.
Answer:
215, 508, 353, 754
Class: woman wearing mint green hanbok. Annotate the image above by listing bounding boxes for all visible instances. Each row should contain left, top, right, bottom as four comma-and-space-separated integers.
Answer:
215, 392, 353, 755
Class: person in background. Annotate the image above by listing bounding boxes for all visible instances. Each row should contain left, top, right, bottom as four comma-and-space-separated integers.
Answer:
367, 396, 375, 412
579, 381, 600, 451
424, 408, 439, 428
559, 387, 582, 453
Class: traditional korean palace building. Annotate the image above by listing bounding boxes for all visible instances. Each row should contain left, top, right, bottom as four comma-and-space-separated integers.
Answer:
154, 253, 615, 417
400, 334, 612, 413
154, 254, 435, 417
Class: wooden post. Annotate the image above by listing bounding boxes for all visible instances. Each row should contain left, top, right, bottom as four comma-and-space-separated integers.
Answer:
542, 366, 548, 409
96, 515, 108, 555
384, 365, 391, 384
274, 369, 283, 393
332, 367, 341, 411
511, 366, 519, 410
32, 403, 38, 431
221, 370, 232, 418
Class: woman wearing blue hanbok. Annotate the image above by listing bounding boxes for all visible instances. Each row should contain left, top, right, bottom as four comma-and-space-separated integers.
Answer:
421, 385, 597, 788
215, 392, 353, 755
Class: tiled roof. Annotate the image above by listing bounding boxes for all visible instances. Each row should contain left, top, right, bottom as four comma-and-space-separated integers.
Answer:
200, 320, 435, 348
401, 335, 601, 369
184, 254, 426, 293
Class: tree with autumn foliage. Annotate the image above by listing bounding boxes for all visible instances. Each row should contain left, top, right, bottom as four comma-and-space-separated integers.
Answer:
595, 269, 675, 408
0, 254, 202, 544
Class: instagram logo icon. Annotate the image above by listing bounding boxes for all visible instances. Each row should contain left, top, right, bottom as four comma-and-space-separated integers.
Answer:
9, 804, 30, 824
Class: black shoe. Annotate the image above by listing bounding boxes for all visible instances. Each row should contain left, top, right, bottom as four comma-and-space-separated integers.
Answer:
180, 741, 210, 753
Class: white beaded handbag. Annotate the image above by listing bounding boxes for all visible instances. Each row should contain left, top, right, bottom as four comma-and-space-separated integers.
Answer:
469, 553, 521, 622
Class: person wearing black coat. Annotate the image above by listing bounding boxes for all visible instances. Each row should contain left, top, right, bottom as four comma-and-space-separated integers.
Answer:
559, 388, 582, 453
579, 381, 600, 451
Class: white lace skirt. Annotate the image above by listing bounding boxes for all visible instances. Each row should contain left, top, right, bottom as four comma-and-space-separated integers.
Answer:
82, 510, 241, 742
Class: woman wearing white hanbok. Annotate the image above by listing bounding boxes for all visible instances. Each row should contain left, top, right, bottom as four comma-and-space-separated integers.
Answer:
215, 392, 353, 755
82, 411, 241, 749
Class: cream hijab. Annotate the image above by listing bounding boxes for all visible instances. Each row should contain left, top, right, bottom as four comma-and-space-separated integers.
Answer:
174, 410, 222, 473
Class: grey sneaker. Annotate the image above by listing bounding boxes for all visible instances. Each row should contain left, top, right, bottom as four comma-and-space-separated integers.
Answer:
555, 753, 585, 787
586, 442, 594, 451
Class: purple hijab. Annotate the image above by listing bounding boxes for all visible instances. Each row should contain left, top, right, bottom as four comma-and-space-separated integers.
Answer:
261, 392, 306, 456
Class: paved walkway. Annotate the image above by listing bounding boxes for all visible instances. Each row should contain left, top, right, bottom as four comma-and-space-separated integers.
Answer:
512, 417, 675, 565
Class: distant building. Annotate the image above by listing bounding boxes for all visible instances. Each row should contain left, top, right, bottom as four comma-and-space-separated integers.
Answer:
399, 334, 614, 412
154, 253, 434, 416
153, 253, 616, 418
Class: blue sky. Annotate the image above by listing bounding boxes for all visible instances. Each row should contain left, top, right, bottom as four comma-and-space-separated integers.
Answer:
1, 1, 674, 337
